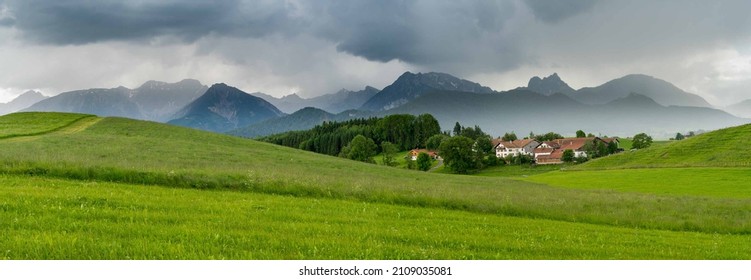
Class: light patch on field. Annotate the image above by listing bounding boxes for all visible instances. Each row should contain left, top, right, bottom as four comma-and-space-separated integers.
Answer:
523, 168, 751, 198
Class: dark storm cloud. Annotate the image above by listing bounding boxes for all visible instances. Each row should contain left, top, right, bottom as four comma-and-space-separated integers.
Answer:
2, 0, 525, 69
316, 0, 524, 70
523, 0, 596, 24
1, 0, 301, 44
321, 1, 420, 63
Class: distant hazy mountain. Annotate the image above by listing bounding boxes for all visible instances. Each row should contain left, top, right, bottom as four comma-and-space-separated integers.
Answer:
0, 90, 47, 115
725, 99, 751, 118
250, 92, 307, 114
572, 74, 711, 107
309, 86, 379, 113
360, 72, 495, 111
229, 107, 377, 138
131, 79, 208, 121
24, 87, 142, 119
385, 89, 744, 139
251, 86, 379, 114
168, 83, 284, 132
523, 73, 575, 96
23, 79, 206, 121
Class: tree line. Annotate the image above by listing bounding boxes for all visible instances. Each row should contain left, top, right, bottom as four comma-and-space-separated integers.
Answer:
261, 114, 441, 157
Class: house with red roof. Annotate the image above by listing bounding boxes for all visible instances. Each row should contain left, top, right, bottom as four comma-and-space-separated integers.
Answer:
407, 149, 439, 160
533, 137, 619, 164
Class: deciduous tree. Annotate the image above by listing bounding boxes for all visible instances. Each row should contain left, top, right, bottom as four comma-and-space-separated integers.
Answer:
381, 141, 398, 166
439, 136, 477, 174
562, 149, 575, 163
632, 133, 653, 149
416, 152, 432, 171
342, 135, 377, 163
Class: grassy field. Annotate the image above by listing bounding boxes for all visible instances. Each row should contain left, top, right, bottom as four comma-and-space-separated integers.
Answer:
579, 124, 751, 169
3, 174, 751, 260
524, 168, 751, 198
472, 164, 564, 178
1, 112, 751, 259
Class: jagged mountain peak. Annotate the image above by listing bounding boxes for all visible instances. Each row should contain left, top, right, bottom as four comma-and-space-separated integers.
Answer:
526, 73, 575, 96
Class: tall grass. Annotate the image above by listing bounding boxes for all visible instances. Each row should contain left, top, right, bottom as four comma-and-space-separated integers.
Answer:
2, 175, 751, 260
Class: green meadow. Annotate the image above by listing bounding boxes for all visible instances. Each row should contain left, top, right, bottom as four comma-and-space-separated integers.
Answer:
0, 112, 92, 139
1, 112, 750, 259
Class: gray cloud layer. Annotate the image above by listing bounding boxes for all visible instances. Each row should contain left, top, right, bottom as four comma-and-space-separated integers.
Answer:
3, 0, 302, 44
1, 0, 587, 68
1, 0, 750, 105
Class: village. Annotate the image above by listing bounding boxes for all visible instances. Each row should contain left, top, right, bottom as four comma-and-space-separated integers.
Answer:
409, 136, 621, 165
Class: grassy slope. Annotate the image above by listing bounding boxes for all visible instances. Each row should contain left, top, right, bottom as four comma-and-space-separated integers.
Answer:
0, 112, 92, 138
578, 123, 751, 169
3, 175, 751, 260
1, 116, 751, 234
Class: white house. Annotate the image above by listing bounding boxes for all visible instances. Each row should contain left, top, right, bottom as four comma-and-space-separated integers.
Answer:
493, 139, 540, 158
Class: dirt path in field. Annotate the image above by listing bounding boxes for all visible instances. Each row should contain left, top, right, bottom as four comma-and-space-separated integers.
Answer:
0, 116, 102, 143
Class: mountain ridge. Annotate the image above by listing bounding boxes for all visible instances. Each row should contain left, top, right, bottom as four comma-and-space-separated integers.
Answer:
359, 71, 495, 111
23, 79, 207, 121
725, 99, 751, 118
251, 86, 379, 114
572, 74, 711, 107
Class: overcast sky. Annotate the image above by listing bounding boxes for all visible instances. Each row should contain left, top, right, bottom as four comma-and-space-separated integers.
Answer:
1, 0, 750, 106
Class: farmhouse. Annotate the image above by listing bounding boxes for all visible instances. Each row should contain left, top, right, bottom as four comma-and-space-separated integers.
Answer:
493, 139, 540, 158
407, 149, 438, 160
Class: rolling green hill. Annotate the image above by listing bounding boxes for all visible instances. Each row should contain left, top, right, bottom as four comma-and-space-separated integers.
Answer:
524, 123, 751, 199
2, 112, 751, 259
577, 123, 751, 169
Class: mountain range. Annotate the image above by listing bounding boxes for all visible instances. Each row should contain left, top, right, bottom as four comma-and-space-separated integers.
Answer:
24, 79, 207, 121
10, 71, 748, 138
236, 72, 745, 139
385, 89, 742, 139
520, 73, 711, 108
